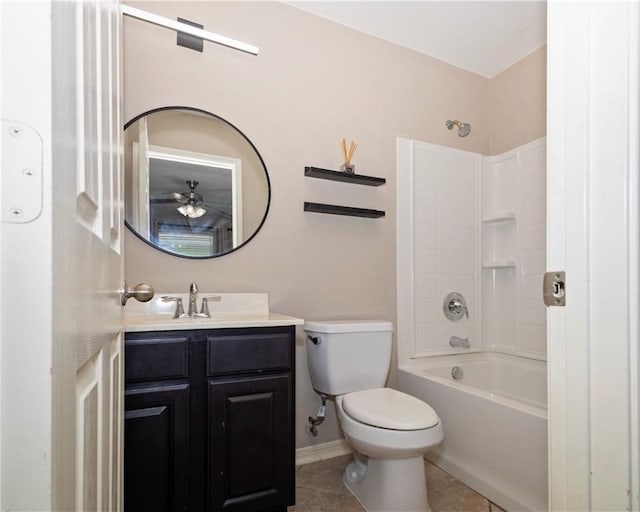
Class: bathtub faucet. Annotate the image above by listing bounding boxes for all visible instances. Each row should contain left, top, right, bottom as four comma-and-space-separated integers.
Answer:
449, 336, 470, 349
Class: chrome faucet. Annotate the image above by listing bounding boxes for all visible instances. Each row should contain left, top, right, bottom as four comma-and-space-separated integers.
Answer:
163, 283, 221, 319
188, 282, 199, 318
449, 336, 470, 349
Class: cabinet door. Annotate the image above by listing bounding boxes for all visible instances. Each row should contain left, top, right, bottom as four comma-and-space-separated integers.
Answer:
124, 383, 190, 512
208, 374, 293, 512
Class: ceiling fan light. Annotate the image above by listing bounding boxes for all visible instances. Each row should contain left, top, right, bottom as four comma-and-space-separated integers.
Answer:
192, 206, 207, 218
177, 204, 206, 218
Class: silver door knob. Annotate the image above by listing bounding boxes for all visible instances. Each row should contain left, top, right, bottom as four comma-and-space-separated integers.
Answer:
121, 282, 155, 306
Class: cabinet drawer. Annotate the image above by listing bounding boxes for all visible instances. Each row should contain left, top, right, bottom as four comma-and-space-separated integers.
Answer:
207, 331, 292, 376
125, 336, 189, 383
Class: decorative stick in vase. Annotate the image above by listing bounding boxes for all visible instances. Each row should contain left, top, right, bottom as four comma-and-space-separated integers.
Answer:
340, 138, 358, 174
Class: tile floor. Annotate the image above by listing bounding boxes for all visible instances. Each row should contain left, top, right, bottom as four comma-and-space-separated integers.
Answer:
289, 454, 504, 512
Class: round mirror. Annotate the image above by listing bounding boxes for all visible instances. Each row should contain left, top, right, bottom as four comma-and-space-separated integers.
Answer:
124, 107, 270, 259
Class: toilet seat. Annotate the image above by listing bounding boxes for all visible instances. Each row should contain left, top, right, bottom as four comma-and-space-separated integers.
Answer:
342, 388, 439, 431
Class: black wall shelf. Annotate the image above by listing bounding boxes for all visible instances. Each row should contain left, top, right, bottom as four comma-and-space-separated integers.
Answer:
304, 166, 386, 186
304, 202, 385, 218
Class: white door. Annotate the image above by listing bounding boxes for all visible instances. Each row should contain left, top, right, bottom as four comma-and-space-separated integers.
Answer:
1, 1, 125, 510
547, 1, 639, 510
52, 1, 125, 510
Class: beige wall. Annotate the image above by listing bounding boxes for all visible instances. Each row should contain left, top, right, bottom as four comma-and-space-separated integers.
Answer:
490, 46, 547, 155
123, 1, 544, 449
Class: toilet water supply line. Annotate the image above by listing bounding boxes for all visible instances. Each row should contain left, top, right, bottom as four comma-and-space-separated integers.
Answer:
308, 394, 327, 436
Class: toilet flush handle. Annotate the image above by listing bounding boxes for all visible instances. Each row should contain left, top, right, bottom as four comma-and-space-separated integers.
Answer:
307, 334, 322, 345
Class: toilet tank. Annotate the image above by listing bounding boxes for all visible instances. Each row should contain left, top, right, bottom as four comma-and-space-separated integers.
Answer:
304, 320, 393, 395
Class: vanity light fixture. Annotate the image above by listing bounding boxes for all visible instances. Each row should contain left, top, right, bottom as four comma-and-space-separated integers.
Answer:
121, 5, 260, 56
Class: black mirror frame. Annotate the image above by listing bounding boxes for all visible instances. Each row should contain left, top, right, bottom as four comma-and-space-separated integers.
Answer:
123, 106, 271, 260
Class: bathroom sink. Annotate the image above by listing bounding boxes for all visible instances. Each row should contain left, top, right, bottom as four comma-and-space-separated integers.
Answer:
124, 292, 303, 332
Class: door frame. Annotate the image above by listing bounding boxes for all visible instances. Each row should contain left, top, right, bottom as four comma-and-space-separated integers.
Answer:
547, 1, 640, 509
0, 2, 54, 509
1, 1, 125, 510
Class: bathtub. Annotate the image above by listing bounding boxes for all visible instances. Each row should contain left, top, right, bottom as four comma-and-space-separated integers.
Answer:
397, 353, 547, 512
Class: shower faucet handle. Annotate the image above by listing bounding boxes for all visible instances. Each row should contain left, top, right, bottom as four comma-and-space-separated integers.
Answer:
443, 292, 469, 321
449, 299, 469, 318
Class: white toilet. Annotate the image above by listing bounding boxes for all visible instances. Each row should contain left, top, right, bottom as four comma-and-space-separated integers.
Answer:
304, 320, 444, 512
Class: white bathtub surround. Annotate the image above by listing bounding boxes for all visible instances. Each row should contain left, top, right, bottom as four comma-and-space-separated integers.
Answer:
482, 139, 546, 360
396, 137, 546, 363
397, 137, 548, 511
398, 353, 547, 511
396, 139, 482, 360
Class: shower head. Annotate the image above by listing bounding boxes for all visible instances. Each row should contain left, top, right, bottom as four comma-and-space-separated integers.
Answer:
446, 119, 471, 137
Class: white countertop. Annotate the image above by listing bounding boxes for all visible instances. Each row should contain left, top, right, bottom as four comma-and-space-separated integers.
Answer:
125, 312, 304, 332
124, 292, 303, 332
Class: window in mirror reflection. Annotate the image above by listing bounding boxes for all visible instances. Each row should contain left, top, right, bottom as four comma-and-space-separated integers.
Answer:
143, 146, 242, 256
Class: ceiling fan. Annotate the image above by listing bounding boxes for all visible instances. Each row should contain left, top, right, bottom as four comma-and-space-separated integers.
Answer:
150, 180, 207, 218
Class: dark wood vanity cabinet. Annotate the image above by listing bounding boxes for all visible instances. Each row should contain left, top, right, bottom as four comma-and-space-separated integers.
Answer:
124, 326, 296, 512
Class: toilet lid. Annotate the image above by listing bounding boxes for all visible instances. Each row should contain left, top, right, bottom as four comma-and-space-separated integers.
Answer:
342, 388, 439, 431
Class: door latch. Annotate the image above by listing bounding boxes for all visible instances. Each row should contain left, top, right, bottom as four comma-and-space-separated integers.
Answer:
543, 271, 566, 307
